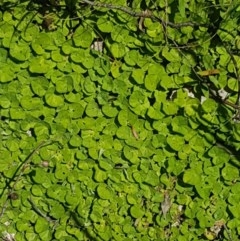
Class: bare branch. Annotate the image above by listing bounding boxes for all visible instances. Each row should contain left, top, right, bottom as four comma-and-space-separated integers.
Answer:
80, 0, 199, 28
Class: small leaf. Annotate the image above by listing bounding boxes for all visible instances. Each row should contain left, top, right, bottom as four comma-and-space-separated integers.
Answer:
35, 217, 49, 234
31, 77, 49, 97
0, 95, 11, 108
97, 184, 113, 200
10, 42, 30, 61
144, 170, 159, 186
178, 0, 186, 17
55, 75, 73, 93
167, 135, 185, 151
110, 43, 127, 58
183, 168, 201, 185
228, 78, 238, 92
6, 138, 19, 151
130, 205, 145, 218
97, 17, 113, 33
69, 135, 81, 147
94, 167, 107, 182
0, 63, 15, 82
162, 101, 178, 115
45, 93, 64, 107
85, 100, 101, 117
73, 26, 93, 48
201, 99, 218, 113
132, 69, 145, 84
50, 203, 65, 219
222, 164, 239, 181
102, 105, 118, 117
29, 56, 55, 74
145, 74, 159, 91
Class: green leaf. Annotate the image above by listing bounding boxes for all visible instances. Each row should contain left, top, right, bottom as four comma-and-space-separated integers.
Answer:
31, 77, 49, 97
130, 205, 144, 218
0, 95, 11, 108
228, 78, 238, 92
229, 205, 240, 219
0, 63, 15, 82
145, 74, 159, 91
123, 145, 140, 164
68, 103, 84, 119
82, 54, 95, 69
56, 75, 73, 93
110, 43, 127, 58
94, 167, 107, 182
55, 163, 69, 180
129, 90, 145, 108
10, 42, 30, 61
35, 217, 49, 234
29, 56, 55, 74
16, 220, 30, 232
132, 69, 145, 84
167, 135, 185, 151
201, 99, 218, 113
85, 100, 101, 117
0, 47, 8, 62
144, 170, 159, 186
189, 135, 205, 153
195, 183, 211, 199
124, 50, 139, 66
32, 169, 50, 185
102, 104, 118, 117
73, 26, 93, 48
178, 0, 186, 17
147, 106, 164, 120
98, 159, 113, 171
20, 96, 42, 110
45, 93, 64, 107
69, 135, 81, 147
32, 32, 57, 53
6, 138, 19, 151
183, 168, 201, 186
50, 203, 65, 219
51, 49, 64, 62
97, 17, 113, 33
97, 184, 113, 200
208, 146, 230, 166
116, 126, 130, 140
162, 46, 181, 62
162, 101, 178, 115
31, 185, 44, 196
10, 108, 26, 119
222, 164, 239, 181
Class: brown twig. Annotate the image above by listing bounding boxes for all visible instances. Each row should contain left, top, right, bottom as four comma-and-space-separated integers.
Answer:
80, 0, 200, 28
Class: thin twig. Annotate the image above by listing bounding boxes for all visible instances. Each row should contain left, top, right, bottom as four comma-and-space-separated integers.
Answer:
28, 196, 57, 223
0, 140, 53, 220
80, 0, 200, 28
223, 224, 234, 241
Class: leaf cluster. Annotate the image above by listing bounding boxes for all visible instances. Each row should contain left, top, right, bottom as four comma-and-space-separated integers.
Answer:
0, 0, 240, 240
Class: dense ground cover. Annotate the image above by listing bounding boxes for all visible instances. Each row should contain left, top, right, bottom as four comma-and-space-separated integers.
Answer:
0, 0, 240, 240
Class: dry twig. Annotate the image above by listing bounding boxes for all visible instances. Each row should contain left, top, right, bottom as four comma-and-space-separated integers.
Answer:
81, 0, 200, 28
